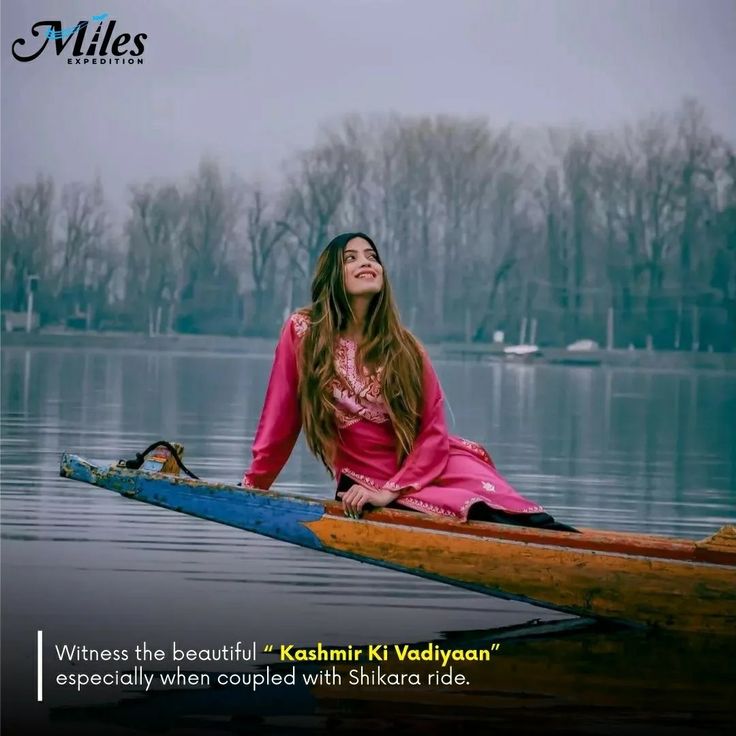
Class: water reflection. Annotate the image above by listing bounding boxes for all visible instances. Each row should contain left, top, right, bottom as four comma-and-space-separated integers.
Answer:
2, 347, 734, 535
46, 622, 736, 736
1, 346, 735, 734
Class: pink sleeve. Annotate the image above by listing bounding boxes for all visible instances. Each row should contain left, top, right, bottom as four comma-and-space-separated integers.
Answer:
382, 354, 450, 494
242, 316, 303, 490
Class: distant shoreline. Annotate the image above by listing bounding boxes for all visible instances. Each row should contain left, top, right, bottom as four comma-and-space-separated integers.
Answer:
3, 330, 735, 371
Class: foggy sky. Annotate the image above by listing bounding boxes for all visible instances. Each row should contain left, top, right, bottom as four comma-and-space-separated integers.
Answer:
2, 0, 735, 214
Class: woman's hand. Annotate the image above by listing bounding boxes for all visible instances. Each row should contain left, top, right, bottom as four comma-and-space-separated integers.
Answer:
337, 484, 400, 519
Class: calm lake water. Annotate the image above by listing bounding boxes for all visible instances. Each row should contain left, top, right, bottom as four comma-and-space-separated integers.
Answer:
2, 345, 735, 735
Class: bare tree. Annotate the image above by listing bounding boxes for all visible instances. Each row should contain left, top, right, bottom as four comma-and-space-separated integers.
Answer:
56, 178, 111, 326
5, 101, 734, 347
177, 159, 243, 333
1, 175, 55, 314
125, 181, 184, 334
242, 185, 288, 332
279, 135, 350, 288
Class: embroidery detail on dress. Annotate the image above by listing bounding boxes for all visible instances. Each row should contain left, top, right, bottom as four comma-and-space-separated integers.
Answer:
397, 496, 544, 521
459, 496, 488, 517
290, 312, 310, 337
481, 481, 496, 493
341, 469, 401, 494
398, 496, 458, 518
341, 468, 383, 492
241, 474, 258, 490
459, 437, 492, 464
334, 407, 361, 428
332, 337, 390, 427
341, 468, 402, 492
459, 496, 544, 518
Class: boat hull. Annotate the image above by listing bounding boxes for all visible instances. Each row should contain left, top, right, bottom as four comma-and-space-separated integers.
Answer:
59, 453, 736, 634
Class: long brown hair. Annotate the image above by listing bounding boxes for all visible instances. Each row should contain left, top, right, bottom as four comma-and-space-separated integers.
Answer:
298, 233, 424, 475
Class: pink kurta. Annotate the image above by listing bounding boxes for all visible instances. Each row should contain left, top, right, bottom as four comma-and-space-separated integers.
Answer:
243, 313, 545, 521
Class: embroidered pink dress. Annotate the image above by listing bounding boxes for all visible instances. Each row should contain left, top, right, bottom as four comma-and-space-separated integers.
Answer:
242, 313, 546, 521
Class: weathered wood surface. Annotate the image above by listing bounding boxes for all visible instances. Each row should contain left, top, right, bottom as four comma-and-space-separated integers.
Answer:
59, 453, 736, 634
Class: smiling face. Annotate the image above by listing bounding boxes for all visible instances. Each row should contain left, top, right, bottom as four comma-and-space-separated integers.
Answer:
342, 237, 384, 297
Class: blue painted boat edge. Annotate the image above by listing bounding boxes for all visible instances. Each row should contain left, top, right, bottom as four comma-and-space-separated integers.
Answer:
60, 453, 328, 551
58, 452, 616, 625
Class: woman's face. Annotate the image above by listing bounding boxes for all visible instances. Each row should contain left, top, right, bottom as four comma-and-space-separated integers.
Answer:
342, 237, 384, 297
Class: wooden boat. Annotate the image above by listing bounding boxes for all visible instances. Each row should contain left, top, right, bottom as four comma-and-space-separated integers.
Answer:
59, 452, 736, 635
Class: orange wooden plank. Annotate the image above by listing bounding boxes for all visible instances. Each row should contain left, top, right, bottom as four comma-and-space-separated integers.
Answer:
306, 516, 736, 633
323, 504, 736, 566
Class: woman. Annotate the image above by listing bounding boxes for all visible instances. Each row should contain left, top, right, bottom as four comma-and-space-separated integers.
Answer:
242, 233, 573, 531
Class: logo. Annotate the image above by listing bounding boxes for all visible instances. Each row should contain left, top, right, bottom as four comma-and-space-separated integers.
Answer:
12, 12, 147, 64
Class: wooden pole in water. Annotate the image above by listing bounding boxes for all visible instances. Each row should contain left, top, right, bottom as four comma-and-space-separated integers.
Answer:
25, 274, 38, 333
25, 289, 34, 333
691, 306, 700, 351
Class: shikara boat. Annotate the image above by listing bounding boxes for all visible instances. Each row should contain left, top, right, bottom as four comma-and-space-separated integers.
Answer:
59, 452, 736, 635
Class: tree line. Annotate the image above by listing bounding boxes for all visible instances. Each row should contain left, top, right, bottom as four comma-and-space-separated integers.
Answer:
2, 98, 735, 350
